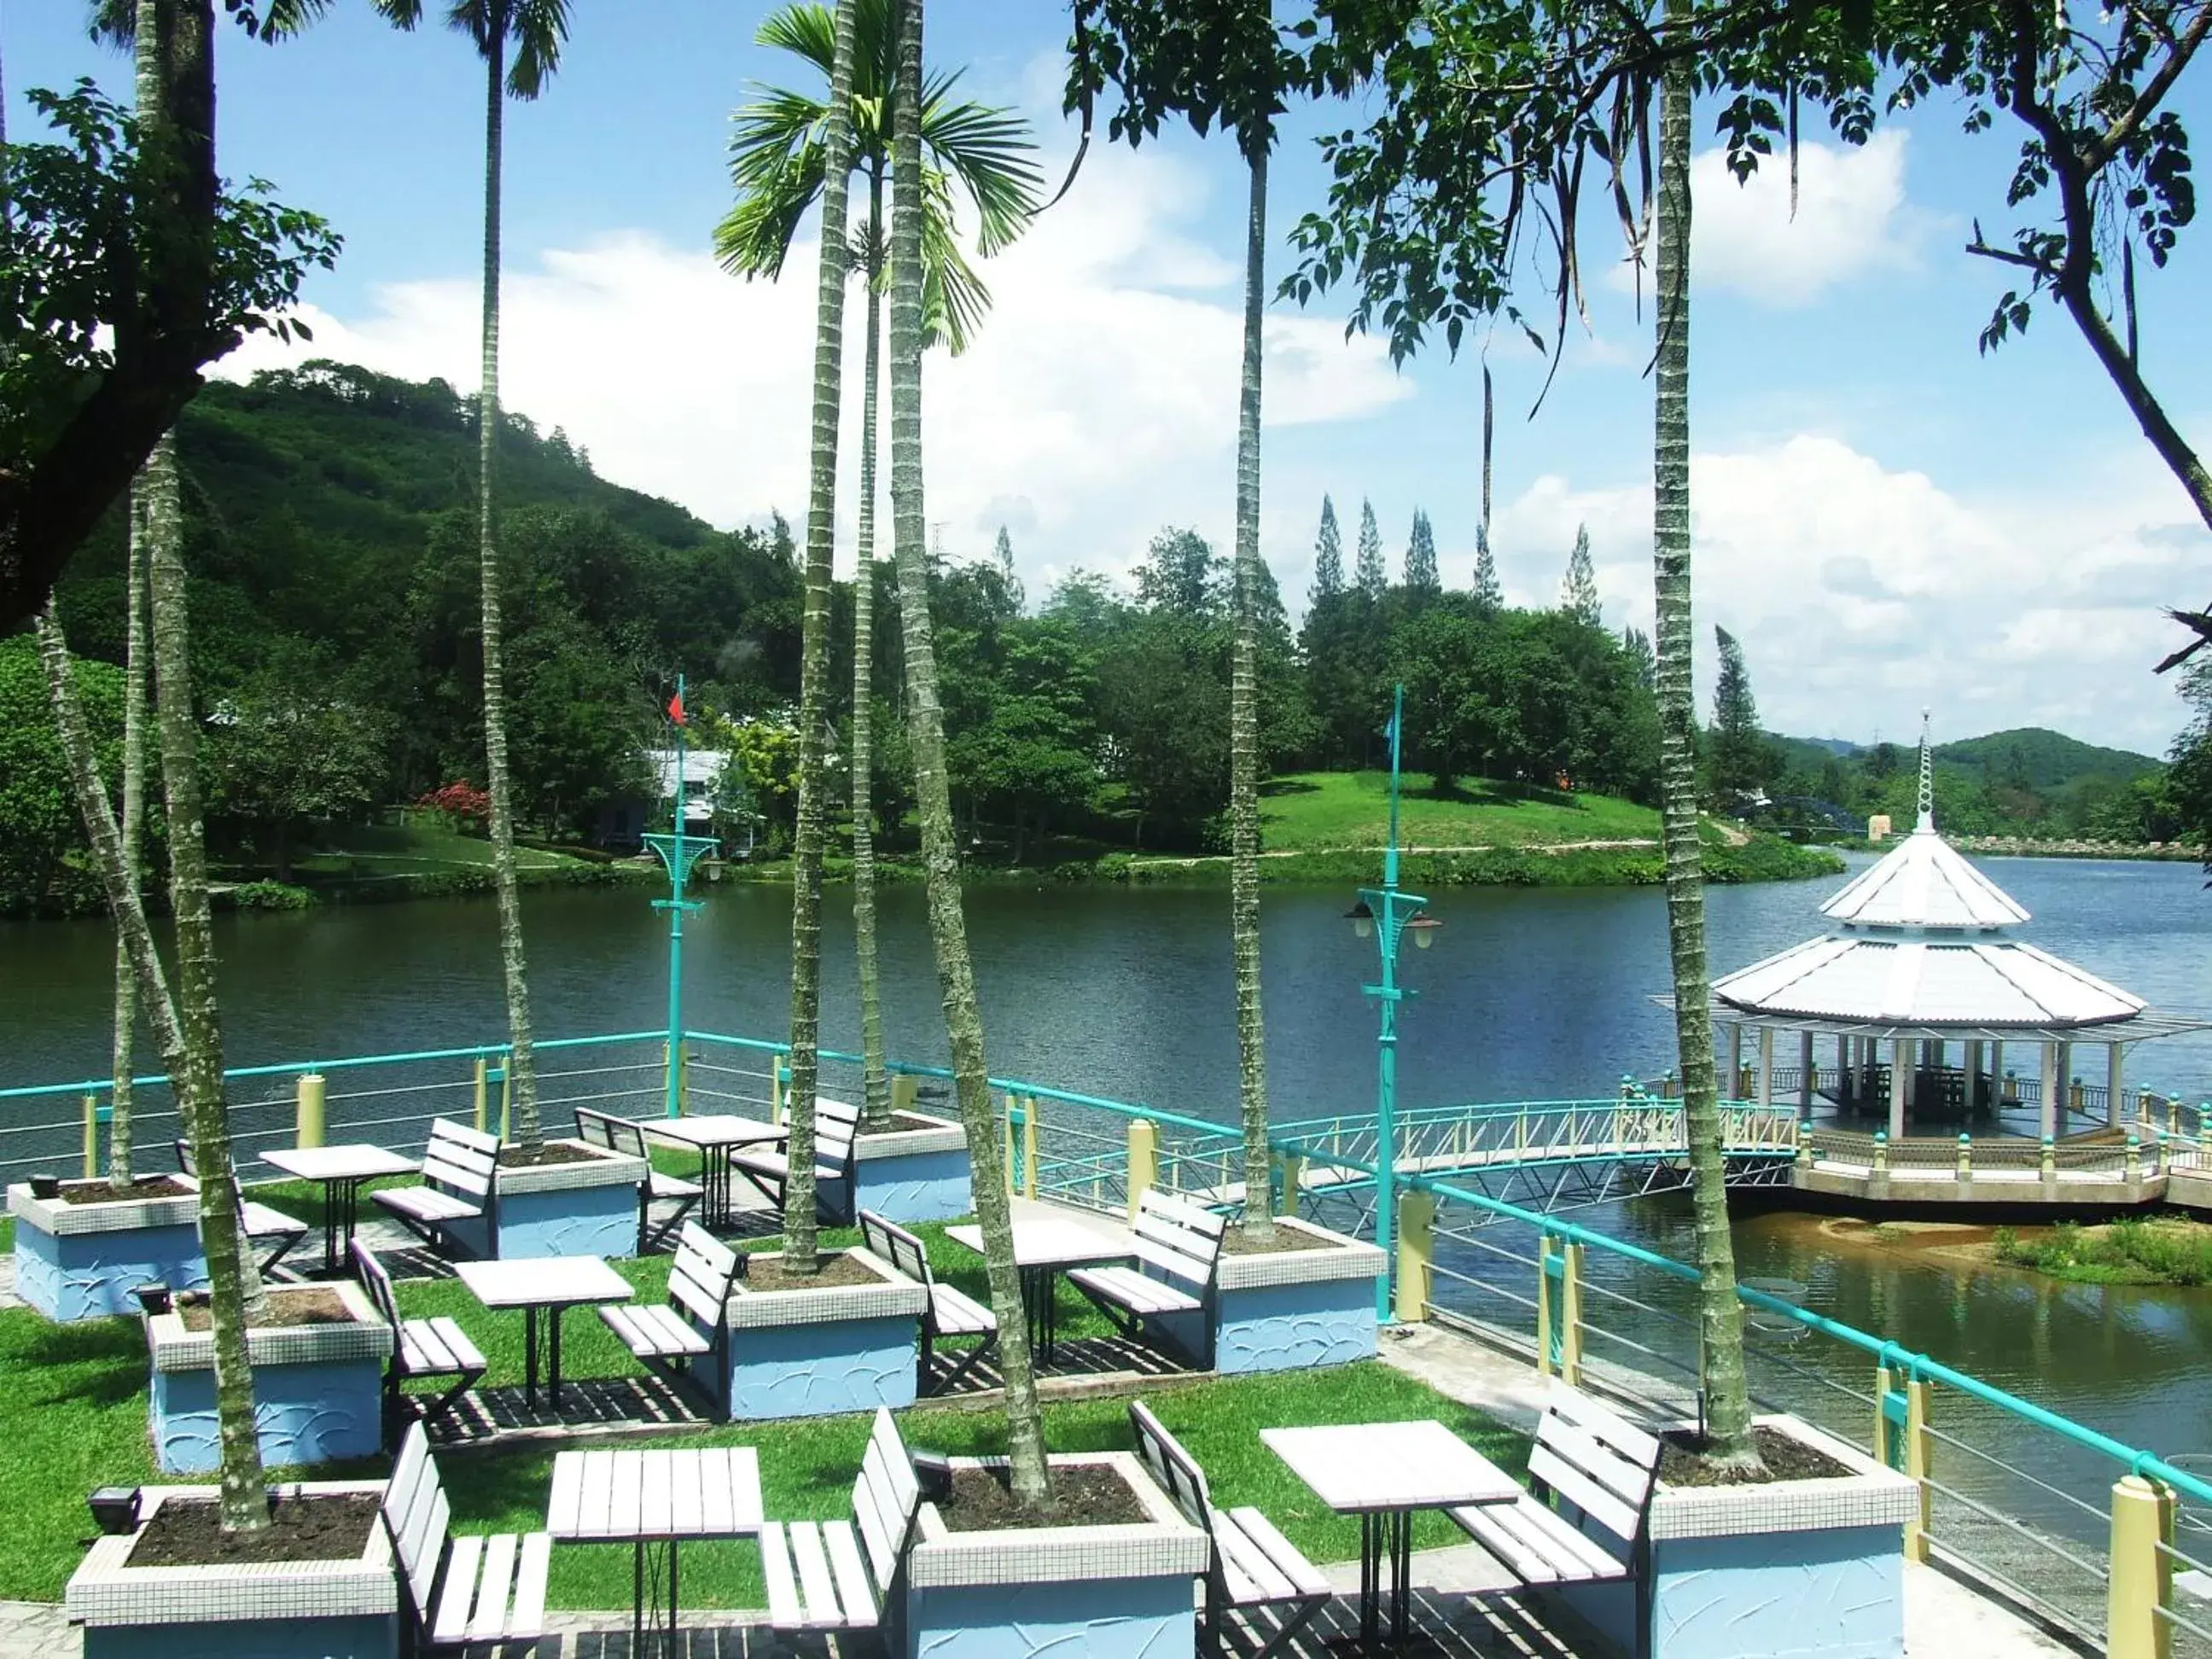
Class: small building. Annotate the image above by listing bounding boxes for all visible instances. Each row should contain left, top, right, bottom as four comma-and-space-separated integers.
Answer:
595, 747, 725, 852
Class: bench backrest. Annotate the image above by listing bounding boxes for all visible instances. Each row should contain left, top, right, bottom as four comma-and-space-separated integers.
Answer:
1132, 1188, 1227, 1295
806, 1097, 862, 1171
853, 1407, 922, 1603
352, 1238, 403, 1330
1127, 1400, 1213, 1532
858, 1210, 934, 1295
1529, 1388, 1663, 1547
422, 1118, 500, 1202
172, 1138, 196, 1177
572, 1107, 618, 1152
381, 1423, 451, 1626
667, 1222, 740, 1338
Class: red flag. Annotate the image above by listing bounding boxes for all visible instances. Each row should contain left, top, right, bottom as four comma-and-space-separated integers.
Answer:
667, 690, 686, 726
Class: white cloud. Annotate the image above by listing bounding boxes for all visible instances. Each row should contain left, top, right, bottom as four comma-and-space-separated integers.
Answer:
219, 143, 1409, 598
1481, 433, 2205, 754
1604, 131, 1929, 308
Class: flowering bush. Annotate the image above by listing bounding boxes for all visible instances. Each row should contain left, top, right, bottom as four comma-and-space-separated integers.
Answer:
416, 781, 491, 833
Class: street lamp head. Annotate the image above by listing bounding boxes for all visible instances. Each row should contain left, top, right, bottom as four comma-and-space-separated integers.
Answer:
1344, 899, 1375, 940
1406, 909, 1441, 950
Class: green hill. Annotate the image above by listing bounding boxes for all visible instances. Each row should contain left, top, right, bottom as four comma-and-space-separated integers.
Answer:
1933, 727, 2162, 791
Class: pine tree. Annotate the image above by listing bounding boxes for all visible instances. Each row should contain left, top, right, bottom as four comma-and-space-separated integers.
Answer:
1310, 495, 1342, 603
1403, 507, 1439, 593
1562, 522, 1601, 625
1709, 625, 1770, 795
994, 524, 1022, 612
1470, 522, 1502, 614
1622, 625, 1656, 690
1353, 498, 1386, 599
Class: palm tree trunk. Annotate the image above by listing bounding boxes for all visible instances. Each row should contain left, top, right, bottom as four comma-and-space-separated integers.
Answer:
1231, 149, 1273, 1243
783, 0, 863, 1271
144, 428, 271, 1530
889, 0, 1050, 1505
1653, 31, 1758, 1472
111, 480, 151, 1185
853, 176, 893, 1136
476, 20, 541, 1150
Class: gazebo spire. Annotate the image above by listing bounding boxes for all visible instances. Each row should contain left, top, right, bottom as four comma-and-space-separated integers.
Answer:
1915, 708, 1935, 832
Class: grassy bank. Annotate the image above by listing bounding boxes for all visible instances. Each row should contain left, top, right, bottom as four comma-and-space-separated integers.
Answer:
1992, 1219, 2212, 1285
213, 822, 659, 911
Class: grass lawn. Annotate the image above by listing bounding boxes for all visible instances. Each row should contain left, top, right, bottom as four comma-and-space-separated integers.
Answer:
0, 1217, 1527, 1608
1258, 771, 1659, 853
285, 821, 578, 878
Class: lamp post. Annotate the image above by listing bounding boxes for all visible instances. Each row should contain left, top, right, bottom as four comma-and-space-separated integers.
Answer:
1348, 683, 1438, 1319
642, 674, 719, 1119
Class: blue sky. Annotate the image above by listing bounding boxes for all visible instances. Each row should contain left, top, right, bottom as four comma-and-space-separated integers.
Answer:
11, 2, 2212, 755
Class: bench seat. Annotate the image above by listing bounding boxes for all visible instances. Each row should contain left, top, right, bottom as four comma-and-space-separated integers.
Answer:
760, 1409, 917, 1639
399, 1315, 487, 1381
384, 1422, 549, 1651
573, 1107, 700, 1251
859, 1210, 997, 1394
1068, 1262, 1204, 1316
1448, 1492, 1628, 1584
352, 1240, 486, 1439
601, 1301, 713, 1360
375, 1185, 483, 1225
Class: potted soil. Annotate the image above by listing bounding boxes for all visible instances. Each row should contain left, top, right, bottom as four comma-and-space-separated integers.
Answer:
1207, 1214, 1388, 1374
68, 1481, 398, 1659
457, 1138, 651, 1260
902, 1451, 1210, 1659
1557, 1413, 1920, 1659
147, 1282, 394, 1473
722, 1246, 928, 1420
10, 1175, 209, 1323
853, 1108, 973, 1223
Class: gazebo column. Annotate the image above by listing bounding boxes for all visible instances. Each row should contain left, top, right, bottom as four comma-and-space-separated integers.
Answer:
1889, 1039, 1909, 1139
2040, 1041, 2059, 1140
2057, 1040, 2074, 1126
1758, 1028, 1775, 1108
1965, 1040, 1982, 1113
2108, 1043, 2126, 1125
1727, 1023, 1743, 1100
1991, 1039, 2005, 1104
1800, 1031, 1816, 1120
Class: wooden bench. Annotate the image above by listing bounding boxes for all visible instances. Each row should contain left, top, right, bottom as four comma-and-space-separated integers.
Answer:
1129, 1400, 1329, 1657
760, 1407, 919, 1639
172, 1138, 307, 1278
1447, 1388, 1660, 1611
596, 1222, 739, 1413
371, 1120, 497, 1257
1069, 1187, 1225, 1366
352, 1238, 486, 1439
381, 1421, 550, 1655
859, 1209, 997, 1394
729, 1095, 862, 1225
574, 1106, 701, 1252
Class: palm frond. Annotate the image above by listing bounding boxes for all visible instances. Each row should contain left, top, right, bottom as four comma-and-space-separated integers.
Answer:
918, 170, 990, 354
505, 0, 571, 98
716, 139, 827, 278
370, 0, 423, 23
730, 84, 833, 179
917, 96, 1043, 257
754, 2, 837, 76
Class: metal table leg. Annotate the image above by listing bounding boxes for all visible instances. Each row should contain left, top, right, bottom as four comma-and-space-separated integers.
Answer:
548, 1303, 566, 1410
1359, 1511, 1379, 1649
522, 1307, 541, 1411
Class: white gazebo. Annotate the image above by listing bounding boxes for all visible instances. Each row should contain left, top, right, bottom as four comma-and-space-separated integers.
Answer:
1700, 723, 2206, 1142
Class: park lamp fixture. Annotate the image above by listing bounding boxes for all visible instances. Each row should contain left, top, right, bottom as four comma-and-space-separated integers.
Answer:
1345, 899, 1374, 940
1344, 899, 1442, 949
1406, 909, 1441, 950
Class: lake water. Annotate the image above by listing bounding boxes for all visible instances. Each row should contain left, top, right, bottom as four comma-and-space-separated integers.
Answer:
4, 853, 2211, 1582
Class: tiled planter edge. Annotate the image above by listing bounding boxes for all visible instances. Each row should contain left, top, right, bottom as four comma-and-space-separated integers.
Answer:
722, 1249, 929, 1419
853, 1114, 972, 1223
9, 1184, 209, 1323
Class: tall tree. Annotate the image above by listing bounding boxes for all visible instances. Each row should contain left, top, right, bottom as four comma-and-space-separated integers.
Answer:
719, 0, 1041, 1139
1310, 493, 1342, 602
1708, 622, 1769, 795
1353, 496, 1386, 599
1561, 522, 1600, 625
109, 472, 151, 1183
888, 0, 1049, 1501
375, 0, 572, 1151
1403, 506, 1440, 593
1622, 623, 1656, 690
1470, 521, 1502, 614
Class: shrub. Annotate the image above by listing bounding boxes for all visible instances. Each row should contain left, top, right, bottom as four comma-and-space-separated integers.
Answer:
230, 879, 314, 911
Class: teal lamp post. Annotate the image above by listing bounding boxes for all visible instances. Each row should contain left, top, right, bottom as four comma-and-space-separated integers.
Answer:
1347, 683, 1439, 1318
642, 675, 719, 1119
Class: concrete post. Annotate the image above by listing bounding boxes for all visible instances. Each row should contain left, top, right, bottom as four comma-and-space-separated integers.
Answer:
294, 1073, 326, 1150
1126, 1118, 1158, 1218
1758, 1027, 1776, 1108
890, 1073, 919, 1119
498, 1064, 512, 1144
2127, 1132, 2143, 1190
1872, 1368, 1932, 1565
1394, 1190, 1434, 1324
2041, 1134, 2058, 1196
2040, 1041, 2060, 1139
1889, 1040, 1909, 1139
1992, 1041, 2006, 1101
1800, 1030, 1817, 1119
1956, 1133, 1971, 1186
2106, 1475, 2175, 1659
2058, 1041, 2075, 1120
1022, 1096, 1040, 1200
472, 1057, 490, 1135
1536, 1234, 1583, 1385
1277, 1152, 1304, 1216
771, 1056, 787, 1126
1965, 1040, 1982, 1115
1002, 1097, 1021, 1196
82, 1094, 100, 1179
675, 1041, 690, 1115
2110, 1043, 2128, 1126
1725, 1024, 1742, 1099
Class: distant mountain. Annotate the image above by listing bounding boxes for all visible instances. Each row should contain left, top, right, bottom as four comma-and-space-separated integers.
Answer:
1934, 728, 2163, 791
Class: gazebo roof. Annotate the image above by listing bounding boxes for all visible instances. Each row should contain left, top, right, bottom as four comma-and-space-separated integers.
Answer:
1819, 812, 2029, 930
1711, 933, 2144, 1029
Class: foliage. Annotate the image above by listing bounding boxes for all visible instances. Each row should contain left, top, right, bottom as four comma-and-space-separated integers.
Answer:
1310, 494, 1342, 602
1353, 497, 1386, 599
1559, 524, 1599, 626
1708, 625, 1775, 797
716, 711, 802, 847
0, 634, 125, 915
2168, 661, 2212, 868
228, 878, 314, 910
1469, 523, 1501, 614
416, 780, 492, 831
1994, 1219, 2212, 1286
1403, 507, 1440, 594
204, 657, 398, 877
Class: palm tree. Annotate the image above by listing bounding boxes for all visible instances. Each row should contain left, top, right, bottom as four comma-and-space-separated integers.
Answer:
109, 474, 151, 1184
1230, 144, 1272, 1242
1650, 9, 1759, 1473
718, 0, 1040, 1143
375, 0, 572, 1151
886, 0, 1049, 1504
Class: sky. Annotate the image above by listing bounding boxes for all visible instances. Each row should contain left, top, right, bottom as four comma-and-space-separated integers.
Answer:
10, 2, 2212, 757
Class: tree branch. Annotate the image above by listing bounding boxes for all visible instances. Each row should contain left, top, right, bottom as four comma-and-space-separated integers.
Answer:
2085, 2, 2212, 172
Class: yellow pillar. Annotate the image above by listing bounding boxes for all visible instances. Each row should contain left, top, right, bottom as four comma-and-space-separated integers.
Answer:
890, 1073, 918, 1119
472, 1058, 489, 1134
771, 1056, 787, 1126
499, 1063, 512, 1144
1561, 1242, 1584, 1386
2107, 1475, 2175, 1659
676, 1040, 690, 1115
83, 1094, 101, 1179
1022, 1096, 1040, 1200
1394, 1190, 1435, 1323
1002, 1097, 1019, 1196
1127, 1118, 1158, 1217
1537, 1236, 1584, 1385
1277, 1152, 1304, 1214
1873, 1366, 1934, 1564
295, 1073, 327, 1150
1955, 1133, 1971, 1186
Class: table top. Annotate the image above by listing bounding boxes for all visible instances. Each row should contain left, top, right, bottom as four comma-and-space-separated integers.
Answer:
546, 1446, 764, 1542
647, 1115, 789, 1151
454, 1254, 633, 1310
944, 1217, 1137, 1271
263, 1144, 421, 1182
1261, 1421, 1524, 1513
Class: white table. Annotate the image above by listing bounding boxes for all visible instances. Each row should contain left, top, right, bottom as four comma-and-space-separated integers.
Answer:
547, 1445, 764, 1652
453, 1255, 633, 1411
945, 1216, 1135, 1360
263, 1144, 420, 1275
647, 1115, 788, 1228
1262, 1420, 1522, 1650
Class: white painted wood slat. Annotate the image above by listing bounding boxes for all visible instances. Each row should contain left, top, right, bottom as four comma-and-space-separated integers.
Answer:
508, 1534, 551, 1636
466, 1533, 518, 1641
789, 1521, 841, 1625
430, 1534, 484, 1645
821, 1522, 879, 1628
547, 1453, 584, 1538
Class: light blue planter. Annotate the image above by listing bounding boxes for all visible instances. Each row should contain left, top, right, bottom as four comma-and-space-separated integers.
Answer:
905, 1573, 1193, 1659
9, 1185, 208, 1324
724, 1252, 928, 1421
854, 1146, 972, 1224
1142, 1217, 1386, 1374
84, 1611, 396, 1659
145, 1285, 394, 1474
434, 1143, 647, 1260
